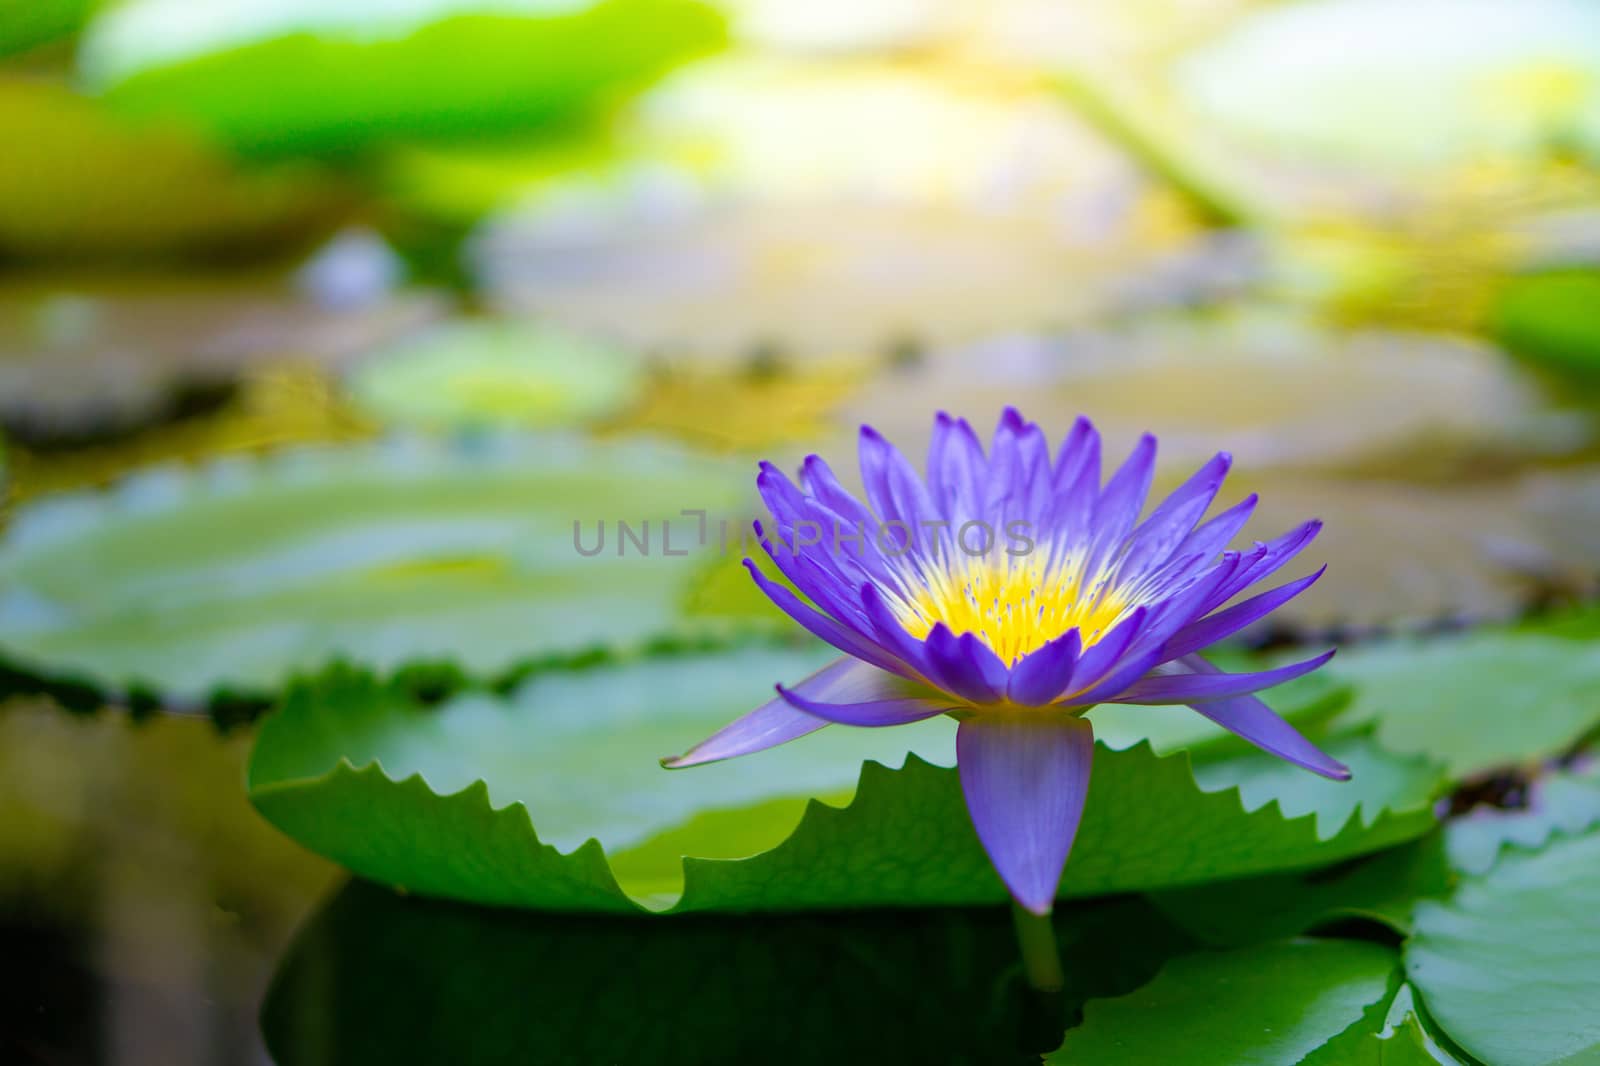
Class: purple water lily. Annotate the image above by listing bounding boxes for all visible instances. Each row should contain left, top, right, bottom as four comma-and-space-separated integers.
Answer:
665, 408, 1346, 920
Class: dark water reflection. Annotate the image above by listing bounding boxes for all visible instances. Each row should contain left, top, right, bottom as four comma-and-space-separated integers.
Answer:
1, 702, 1194, 1065
262, 882, 1194, 1066
0, 703, 336, 1066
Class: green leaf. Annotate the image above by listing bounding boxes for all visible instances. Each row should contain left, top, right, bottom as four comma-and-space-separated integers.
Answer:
1305, 985, 1469, 1066
1150, 835, 1457, 947
262, 880, 1196, 1066
1323, 626, 1600, 775
1144, 740, 1456, 948
79, 0, 725, 157
0, 435, 758, 704
345, 319, 645, 431
1191, 734, 1446, 839
1047, 939, 1400, 1065
1152, 764, 1600, 950
247, 653, 1441, 913
1407, 827, 1600, 1066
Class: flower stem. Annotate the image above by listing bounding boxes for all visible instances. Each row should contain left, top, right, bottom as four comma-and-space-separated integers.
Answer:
1011, 901, 1065, 993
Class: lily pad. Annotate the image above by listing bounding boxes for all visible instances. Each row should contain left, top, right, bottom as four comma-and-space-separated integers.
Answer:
1150, 835, 1457, 947
346, 319, 645, 431
1048, 939, 1400, 1065
247, 652, 1440, 913
0, 80, 347, 261
78, 0, 726, 157
1151, 764, 1600, 949
262, 880, 1195, 1066
1175, 0, 1600, 169
1191, 734, 1445, 839
1306, 983, 1468, 1066
1407, 827, 1600, 1066
0, 434, 754, 704
1322, 624, 1600, 775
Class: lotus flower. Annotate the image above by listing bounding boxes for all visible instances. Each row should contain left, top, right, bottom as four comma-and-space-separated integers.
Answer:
666, 409, 1346, 917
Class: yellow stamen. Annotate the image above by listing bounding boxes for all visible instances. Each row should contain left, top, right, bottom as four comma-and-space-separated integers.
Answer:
893, 554, 1129, 666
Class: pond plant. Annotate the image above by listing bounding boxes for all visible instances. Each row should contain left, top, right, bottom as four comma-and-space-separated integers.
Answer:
669, 408, 1343, 988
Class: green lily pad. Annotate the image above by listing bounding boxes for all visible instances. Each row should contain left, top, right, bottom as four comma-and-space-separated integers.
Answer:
1445, 763, 1600, 875
0, 80, 346, 261
1191, 734, 1445, 840
1494, 269, 1600, 380
78, 0, 726, 157
1048, 939, 1400, 1065
247, 652, 1440, 913
1307, 984, 1468, 1066
1407, 827, 1600, 1066
1150, 834, 1457, 947
0, 434, 755, 704
1152, 764, 1600, 949
1323, 625, 1600, 775
346, 319, 645, 430
1175, 0, 1600, 169
262, 881, 1195, 1066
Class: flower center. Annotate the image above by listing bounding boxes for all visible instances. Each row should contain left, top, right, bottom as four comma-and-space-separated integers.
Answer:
892, 554, 1130, 666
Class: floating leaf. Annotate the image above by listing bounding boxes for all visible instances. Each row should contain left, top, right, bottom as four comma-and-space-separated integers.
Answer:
0, 435, 753, 703
1175, 0, 1600, 169
1323, 624, 1600, 775
1151, 764, 1600, 949
1407, 827, 1600, 1066
1150, 835, 1457, 947
1047, 939, 1400, 1065
1306, 984, 1468, 1066
1191, 734, 1445, 840
263, 881, 1194, 1066
79, 0, 726, 157
346, 319, 645, 431
247, 653, 1440, 913
0, 80, 347, 261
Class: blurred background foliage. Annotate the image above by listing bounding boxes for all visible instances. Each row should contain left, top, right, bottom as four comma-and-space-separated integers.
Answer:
3, 0, 1600, 1062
